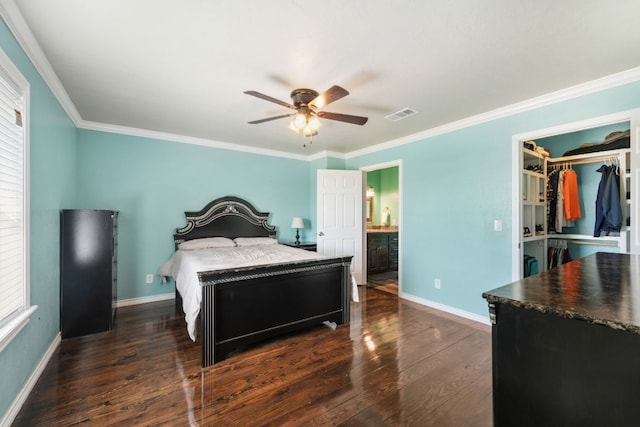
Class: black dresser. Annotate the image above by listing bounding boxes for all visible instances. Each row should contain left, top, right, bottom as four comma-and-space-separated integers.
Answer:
483, 252, 640, 426
60, 209, 118, 338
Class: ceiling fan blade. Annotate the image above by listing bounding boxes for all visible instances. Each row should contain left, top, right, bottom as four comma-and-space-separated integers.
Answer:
248, 113, 293, 124
317, 111, 368, 125
244, 90, 295, 109
310, 85, 349, 109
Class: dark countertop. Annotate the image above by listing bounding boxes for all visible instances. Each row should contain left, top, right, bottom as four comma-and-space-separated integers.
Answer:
366, 228, 398, 234
482, 252, 640, 334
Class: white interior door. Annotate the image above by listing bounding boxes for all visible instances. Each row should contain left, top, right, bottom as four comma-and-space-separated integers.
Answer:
317, 169, 365, 284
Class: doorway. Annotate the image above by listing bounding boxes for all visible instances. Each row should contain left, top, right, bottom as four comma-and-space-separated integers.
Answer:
361, 161, 402, 295
511, 109, 640, 281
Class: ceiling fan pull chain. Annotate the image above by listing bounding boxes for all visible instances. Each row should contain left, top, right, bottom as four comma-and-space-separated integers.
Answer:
303, 134, 313, 148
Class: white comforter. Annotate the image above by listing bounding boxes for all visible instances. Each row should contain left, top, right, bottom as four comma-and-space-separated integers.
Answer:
161, 244, 358, 341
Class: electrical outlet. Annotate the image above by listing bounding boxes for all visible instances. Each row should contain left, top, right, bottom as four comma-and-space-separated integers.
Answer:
434, 278, 441, 289
146, 274, 153, 284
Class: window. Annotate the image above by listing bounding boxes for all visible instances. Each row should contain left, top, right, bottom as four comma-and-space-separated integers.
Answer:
0, 47, 34, 352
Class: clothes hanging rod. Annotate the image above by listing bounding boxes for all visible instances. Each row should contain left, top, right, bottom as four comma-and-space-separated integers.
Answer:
547, 148, 628, 165
551, 239, 619, 247
548, 157, 618, 167
567, 240, 618, 247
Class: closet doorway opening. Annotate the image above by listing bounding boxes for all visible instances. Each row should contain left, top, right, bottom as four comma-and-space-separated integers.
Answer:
511, 109, 640, 282
361, 161, 402, 296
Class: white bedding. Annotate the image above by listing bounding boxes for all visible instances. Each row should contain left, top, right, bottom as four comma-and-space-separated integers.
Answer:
161, 244, 358, 341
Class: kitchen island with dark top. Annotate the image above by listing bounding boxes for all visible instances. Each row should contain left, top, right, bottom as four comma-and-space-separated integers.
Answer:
482, 252, 640, 426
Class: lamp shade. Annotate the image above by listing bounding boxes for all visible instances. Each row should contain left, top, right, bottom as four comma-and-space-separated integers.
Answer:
291, 217, 304, 229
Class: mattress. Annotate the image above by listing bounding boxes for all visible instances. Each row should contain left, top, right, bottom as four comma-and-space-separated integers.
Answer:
160, 244, 358, 340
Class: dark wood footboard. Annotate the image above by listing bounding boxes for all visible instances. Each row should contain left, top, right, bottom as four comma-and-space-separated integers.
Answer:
197, 256, 352, 367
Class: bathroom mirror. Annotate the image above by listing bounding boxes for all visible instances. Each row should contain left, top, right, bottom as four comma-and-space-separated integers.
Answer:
366, 199, 373, 223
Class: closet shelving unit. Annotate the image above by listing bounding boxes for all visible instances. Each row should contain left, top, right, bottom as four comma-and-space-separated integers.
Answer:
545, 148, 630, 253
521, 147, 548, 271
521, 145, 631, 276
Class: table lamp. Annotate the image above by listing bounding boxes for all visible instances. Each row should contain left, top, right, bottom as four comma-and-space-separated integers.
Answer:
291, 217, 304, 246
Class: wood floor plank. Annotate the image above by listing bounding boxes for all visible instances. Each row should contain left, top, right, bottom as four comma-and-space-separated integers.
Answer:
12, 286, 492, 426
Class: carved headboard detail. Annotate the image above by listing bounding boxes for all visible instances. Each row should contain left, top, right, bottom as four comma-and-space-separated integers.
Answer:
174, 196, 277, 246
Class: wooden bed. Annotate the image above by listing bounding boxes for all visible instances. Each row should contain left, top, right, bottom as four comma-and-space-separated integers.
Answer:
172, 196, 353, 367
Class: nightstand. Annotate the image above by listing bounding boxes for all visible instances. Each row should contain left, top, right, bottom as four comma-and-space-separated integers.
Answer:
283, 242, 317, 251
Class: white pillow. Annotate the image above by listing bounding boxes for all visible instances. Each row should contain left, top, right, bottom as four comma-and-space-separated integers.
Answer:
178, 237, 236, 250
234, 237, 278, 247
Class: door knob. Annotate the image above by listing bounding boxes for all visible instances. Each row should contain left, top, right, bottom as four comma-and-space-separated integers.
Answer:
318, 231, 324, 236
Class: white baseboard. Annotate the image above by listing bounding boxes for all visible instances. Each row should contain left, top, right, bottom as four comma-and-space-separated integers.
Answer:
399, 292, 491, 326
1, 333, 61, 427
115, 292, 175, 308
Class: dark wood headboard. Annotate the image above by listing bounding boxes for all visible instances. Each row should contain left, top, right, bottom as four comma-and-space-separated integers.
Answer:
174, 196, 277, 246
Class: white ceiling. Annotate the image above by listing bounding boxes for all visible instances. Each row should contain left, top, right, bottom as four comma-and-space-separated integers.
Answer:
5, 0, 640, 157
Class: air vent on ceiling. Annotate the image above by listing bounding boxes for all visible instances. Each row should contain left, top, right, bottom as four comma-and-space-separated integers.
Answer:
385, 107, 418, 122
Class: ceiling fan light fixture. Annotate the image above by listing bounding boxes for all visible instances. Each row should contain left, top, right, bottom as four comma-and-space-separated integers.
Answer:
288, 120, 300, 133
245, 85, 368, 146
307, 116, 320, 132
302, 126, 318, 137
292, 112, 307, 130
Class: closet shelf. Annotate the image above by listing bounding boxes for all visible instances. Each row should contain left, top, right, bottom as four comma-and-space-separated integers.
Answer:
522, 147, 546, 160
523, 235, 546, 243
523, 169, 545, 178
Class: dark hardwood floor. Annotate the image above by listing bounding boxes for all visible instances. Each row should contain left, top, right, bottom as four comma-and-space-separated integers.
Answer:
367, 271, 399, 295
12, 287, 492, 426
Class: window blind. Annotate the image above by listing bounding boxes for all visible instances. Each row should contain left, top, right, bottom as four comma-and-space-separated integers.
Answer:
0, 74, 25, 326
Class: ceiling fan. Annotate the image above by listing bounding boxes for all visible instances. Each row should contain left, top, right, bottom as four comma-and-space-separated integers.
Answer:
244, 85, 368, 144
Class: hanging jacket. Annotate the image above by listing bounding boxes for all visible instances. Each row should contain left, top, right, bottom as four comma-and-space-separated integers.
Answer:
594, 165, 622, 237
602, 166, 622, 232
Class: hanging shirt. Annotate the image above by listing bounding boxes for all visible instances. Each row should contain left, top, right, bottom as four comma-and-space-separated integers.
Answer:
555, 170, 574, 232
547, 169, 559, 233
555, 171, 565, 232
562, 169, 581, 221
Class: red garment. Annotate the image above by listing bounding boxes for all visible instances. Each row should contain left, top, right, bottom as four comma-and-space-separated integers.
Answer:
563, 169, 581, 221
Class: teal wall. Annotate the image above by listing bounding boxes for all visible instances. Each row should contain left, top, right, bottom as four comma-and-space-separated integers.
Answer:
76, 130, 312, 299
0, 18, 77, 420
347, 81, 640, 316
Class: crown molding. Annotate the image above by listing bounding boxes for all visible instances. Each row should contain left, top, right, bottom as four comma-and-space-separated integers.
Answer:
346, 66, 640, 159
307, 150, 347, 161
0, 0, 82, 125
79, 120, 309, 161
3, 0, 640, 163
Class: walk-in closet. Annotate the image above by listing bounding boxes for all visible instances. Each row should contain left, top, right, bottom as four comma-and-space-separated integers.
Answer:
514, 109, 640, 279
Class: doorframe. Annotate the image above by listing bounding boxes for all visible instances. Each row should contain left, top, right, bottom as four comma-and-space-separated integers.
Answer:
360, 160, 403, 293
511, 108, 640, 281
